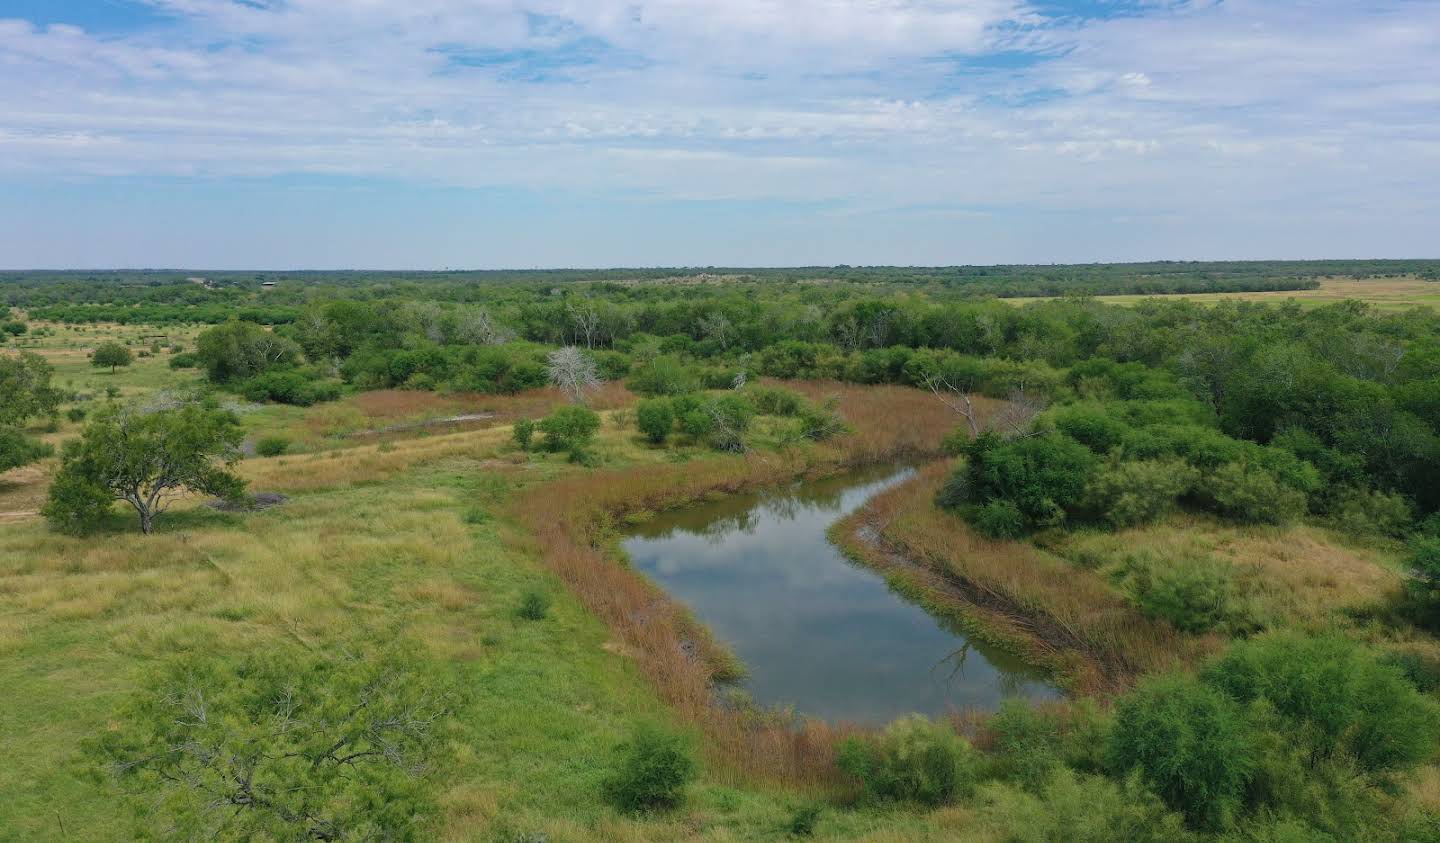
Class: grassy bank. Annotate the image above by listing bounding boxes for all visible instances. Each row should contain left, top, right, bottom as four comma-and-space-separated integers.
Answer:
513, 383, 968, 789
832, 462, 1217, 696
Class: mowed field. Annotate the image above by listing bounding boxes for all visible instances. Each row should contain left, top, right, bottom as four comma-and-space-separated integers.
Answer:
1021, 275, 1440, 311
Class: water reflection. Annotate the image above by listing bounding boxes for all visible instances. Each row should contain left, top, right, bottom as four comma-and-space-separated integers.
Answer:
622, 466, 1059, 724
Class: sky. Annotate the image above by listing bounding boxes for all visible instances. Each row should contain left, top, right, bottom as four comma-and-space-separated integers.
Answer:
0, 0, 1437, 269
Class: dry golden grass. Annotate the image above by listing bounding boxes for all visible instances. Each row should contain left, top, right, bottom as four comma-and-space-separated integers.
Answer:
1019, 275, 1440, 312
0, 463, 51, 520
1053, 517, 1405, 631
835, 463, 1217, 695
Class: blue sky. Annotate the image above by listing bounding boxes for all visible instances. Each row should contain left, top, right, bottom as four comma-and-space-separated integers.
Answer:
0, 0, 1437, 268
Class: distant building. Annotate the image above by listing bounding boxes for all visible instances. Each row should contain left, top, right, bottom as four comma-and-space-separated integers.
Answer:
260, 281, 277, 289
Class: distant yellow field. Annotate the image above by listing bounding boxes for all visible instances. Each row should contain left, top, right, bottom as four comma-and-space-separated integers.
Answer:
1019, 275, 1440, 311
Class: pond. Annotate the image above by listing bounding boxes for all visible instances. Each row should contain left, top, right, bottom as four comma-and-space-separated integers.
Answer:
622, 465, 1059, 724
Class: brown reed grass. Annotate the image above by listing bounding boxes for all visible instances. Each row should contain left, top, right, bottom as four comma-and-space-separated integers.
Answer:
836, 462, 1220, 696
511, 383, 966, 788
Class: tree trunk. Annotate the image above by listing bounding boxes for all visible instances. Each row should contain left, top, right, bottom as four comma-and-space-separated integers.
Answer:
139, 508, 154, 535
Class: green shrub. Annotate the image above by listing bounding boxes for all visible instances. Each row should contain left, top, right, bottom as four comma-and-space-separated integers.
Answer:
66, 406, 87, 423
958, 432, 1098, 531
681, 408, 713, 440
238, 370, 342, 406
1130, 554, 1234, 634
512, 418, 535, 451
837, 715, 976, 806
989, 700, 1062, 793
794, 398, 846, 441
87, 647, 451, 841
1107, 674, 1255, 831
1051, 404, 1132, 453
539, 406, 600, 453
636, 399, 674, 445
1200, 462, 1308, 525
1329, 488, 1412, 537
702, 394, 754, 452
255, 436, 290, 457
973, 499, 1028, 539
786, 804, 822, 837
1057, 699, 1112, 774
1382, 650, 1440, 693
978, 770, 1193, 843
1086, 458, 1199, 528
517, 590, 550, 621
566, 445, 599, 466
462, 507, 487, 525
168, 351, 200, 369
1234, 817, 1340, 843
195, 320, 299, 383
0, 426, 55, 473
602, 724, 697, 813
627, 355, 699, 397
1202, 633, 1440, 774
749, 386, 805, 416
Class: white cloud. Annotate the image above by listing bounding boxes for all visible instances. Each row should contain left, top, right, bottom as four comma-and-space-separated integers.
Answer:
0, 0, 1436, 228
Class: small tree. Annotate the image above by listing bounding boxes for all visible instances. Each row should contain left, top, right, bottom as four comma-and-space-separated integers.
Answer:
512, 418, 536, 451
1108, 674, 1255, 831
538, 405, 601, 454
636, 399, 674, 444
0, 351, 60, 473
43, 398, 246, 535
194, 320, 299, 383
0, 352, 61, 425
89, 647, 451, 841
838, 715, 977, 806
546, 346, 601, 404
0, 426, 53, 473
602, 723, 697, 813
91, 342, 134, 374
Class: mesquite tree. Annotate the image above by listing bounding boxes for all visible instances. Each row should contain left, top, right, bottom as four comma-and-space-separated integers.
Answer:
0, 351, 60, 473
90, 648, 451, 841
43, 397, 246, 535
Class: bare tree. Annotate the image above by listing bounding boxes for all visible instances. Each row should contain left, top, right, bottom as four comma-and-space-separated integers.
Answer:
403, 301, 446, 344
989, 388, 1047, 439
699, 312, 734, 350
922, 373, 1044, 440
731, 353, 752, 390
567, 302, 601, 349
547, 346, 601, 404
453, 306, 513, 345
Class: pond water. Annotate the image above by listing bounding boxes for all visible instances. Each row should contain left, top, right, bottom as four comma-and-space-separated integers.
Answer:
622, 466, 1059, 724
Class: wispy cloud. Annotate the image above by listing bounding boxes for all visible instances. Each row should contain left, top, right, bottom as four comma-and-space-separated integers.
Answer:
0, 0, 1437, 263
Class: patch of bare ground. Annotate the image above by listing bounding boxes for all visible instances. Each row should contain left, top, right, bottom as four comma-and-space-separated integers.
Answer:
0, 463, 51, 523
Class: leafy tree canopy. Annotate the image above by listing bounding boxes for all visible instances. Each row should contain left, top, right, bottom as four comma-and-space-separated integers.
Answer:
43, 396, 246, 535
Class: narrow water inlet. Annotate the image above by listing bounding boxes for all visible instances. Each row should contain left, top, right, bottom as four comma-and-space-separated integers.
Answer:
622, 465, 1059, 724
